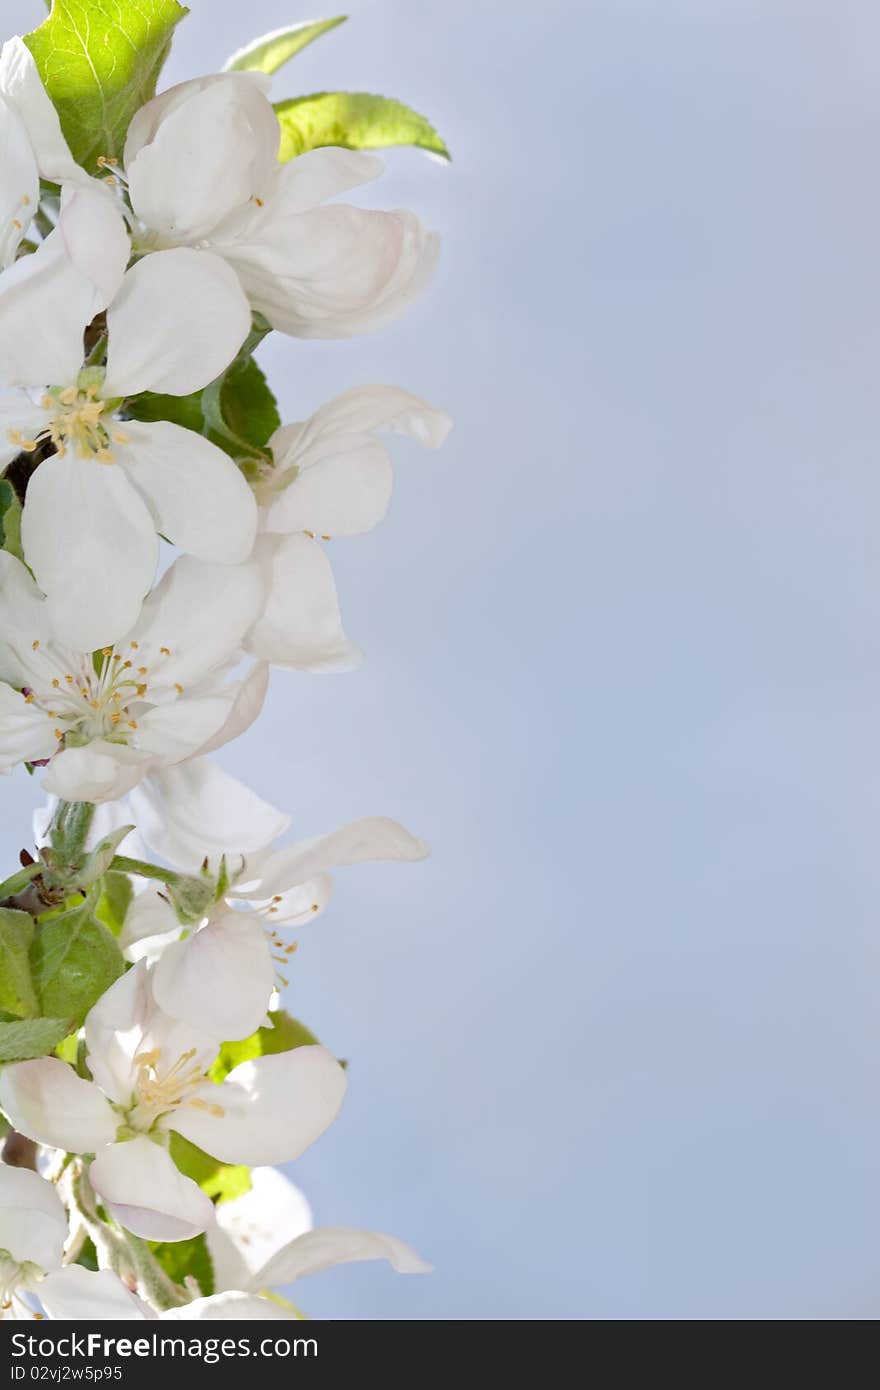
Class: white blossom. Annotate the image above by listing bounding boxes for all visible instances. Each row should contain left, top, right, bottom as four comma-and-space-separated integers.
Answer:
0, 551, 267, 802
0, 962, 346, 1243
0, 186, 256, 649
123, 74, 439, 338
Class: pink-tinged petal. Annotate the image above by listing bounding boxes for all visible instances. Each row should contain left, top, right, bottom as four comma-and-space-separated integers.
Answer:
90, 1138, 215, 1242
104, 250, 251, 398
0, 1058, 117, 1154
167, 1046, 346, 1167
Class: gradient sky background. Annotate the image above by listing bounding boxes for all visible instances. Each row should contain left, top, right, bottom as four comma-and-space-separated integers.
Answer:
5, 0, 880, 1319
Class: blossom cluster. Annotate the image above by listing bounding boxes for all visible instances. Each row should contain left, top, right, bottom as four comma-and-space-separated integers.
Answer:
0, 10, 448, 1321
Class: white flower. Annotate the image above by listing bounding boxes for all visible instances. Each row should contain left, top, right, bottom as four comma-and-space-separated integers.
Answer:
0, 550, 267, 802
243, 386, 451, 670
115, 759, 429, 1038
123, 74, 439, 338
0, 962, 347, 1243
206, 1165, 430, 1297
0, 185, 256, 649
0, 1164, 145, 1320
0, 38, 88, 267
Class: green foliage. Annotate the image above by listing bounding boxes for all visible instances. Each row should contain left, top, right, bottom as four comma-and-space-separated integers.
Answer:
224, 17, 346, 75
30, 896, 124, 1027
169, 1132, 251, 1205
0, 908, 39, 1018
0, 1017, 73, 1062
150, 1233, 214, 1297
276, 92, 449, 162
126, 351, 279, 468
0, 481, 23, 560
25, 1, 189, 170
94, 872, 133, 937
209, 1009, 320, 1083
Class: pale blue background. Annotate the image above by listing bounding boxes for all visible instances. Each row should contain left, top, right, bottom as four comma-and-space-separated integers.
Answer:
5, 0, 880, 1319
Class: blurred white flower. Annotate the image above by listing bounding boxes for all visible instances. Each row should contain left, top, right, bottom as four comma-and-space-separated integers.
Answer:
0, 1164, 146, 1320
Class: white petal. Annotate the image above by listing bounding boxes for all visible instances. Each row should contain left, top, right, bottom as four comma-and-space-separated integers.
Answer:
0, 384, 49, 468
38, 1266, 151, 1321
42, 742, 155, 804
0, 185, 128, 385
130, 760, 289, 870
245, 533, 361, 671
251, 818, 429, 900
0, 1165, 67, 1271
161, 1291, 298, 1321
135, 694, 244, 764
254, 1227, 431, 1290
103, 250, 251, 398
208, 1166, 312, 1292
264, 386, 451, 536
85, 959, 217, 1106
118, 420, 257, 564
83, 958, 152, 1105
125, 75, 277, 241
21, 453, 158, 650
0, 1058, 117, 1154
226, 198, 438, 339
167, 1046, 346, 1166
0, 682, 57, 771
118, 888, 181, 964
153, 911, 274, 1041
123, 554, 264, 689
242, 874, 332, 928
191, 661, 268, 759
0, 549, 52, 685
0, 39, 81, 183
0, 98, 38, 268
90, 1138, 214, 1242
250, 147, 382, 217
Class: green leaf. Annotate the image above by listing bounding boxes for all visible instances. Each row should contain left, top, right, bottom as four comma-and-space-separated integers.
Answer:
127, 357, 279, 463
0, 1017, 73, 1062
149, 1233, 214, 1297
0, 908, 38, 1019
0, 481, 23, 560
224, 17, 346, 75
94, 871, 133, 937
275, 92, 450, 162
209, 1010, 320, 1083
168, 1132, 251, 1205
25, 1, 189, 170
31, 896, 124, 1026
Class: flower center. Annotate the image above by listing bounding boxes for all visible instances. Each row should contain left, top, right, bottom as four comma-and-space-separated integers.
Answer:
21, 639, 180, 751
7, 377, 129, 465
126, 1046, 224, 1133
